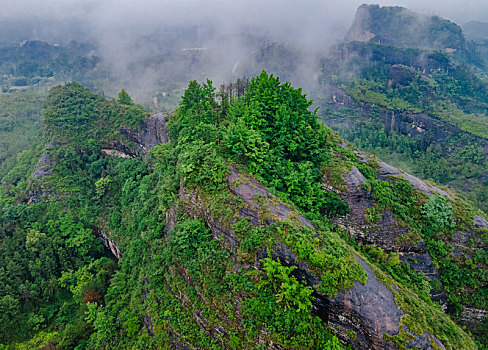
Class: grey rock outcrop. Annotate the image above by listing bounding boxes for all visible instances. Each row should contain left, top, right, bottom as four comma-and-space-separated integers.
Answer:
174, 165, 449, 349
336, 164, 447, 309
28, 153, 54, 203
378, 161, 451, 198
31, 153, 53, 180
118, 112, 170, 156
95, 228, 122, 260
474, 215, 488, 230
330, 256, 406, 349
177, 165, 312, 252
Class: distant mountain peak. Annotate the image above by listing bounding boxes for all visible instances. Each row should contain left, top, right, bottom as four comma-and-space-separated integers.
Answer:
346, 4, 466, 51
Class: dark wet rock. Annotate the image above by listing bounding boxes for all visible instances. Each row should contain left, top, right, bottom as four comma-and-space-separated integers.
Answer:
31, 153, 52, 180
143, 313, 154, 336
406, 330, 447, 350
228, 165, 313, 228
178, 185, 240, 251
178, 166, 312, 252
451, 228, 488, 256
258, 241, 446, 349
175, 164, 451, 349
460, 307, 488, 329
119, 112, 170, 156
390, 65, 416, 87
95, 228, 122, 259
257, 243, 321, 288
27, 153, 54, 203
343, 166, 366, 189
169, 329, 193, 350
474, 215, 488, 230
330, 256, 405, 350
256, 243, 410, 349
145, 112, 169, 146
378, 161, 451, 198
399, 251, 446, 307
336, 167, 410, 252
336, 165, 448, 310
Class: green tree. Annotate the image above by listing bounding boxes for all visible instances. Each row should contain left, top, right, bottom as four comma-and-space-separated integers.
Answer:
117, 89, 134, 105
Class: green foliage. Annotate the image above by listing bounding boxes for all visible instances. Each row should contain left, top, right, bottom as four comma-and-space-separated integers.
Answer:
0, 92, 43, 180
0, 206, 109, 344
241, 257, 346, 349
43, 82, 148, 145
85, 302, 116, 349
224, 72, 349, 216
117, 89, 134, 105
0, 40, 101, 92
95, 176, 112, 197
260, 258, 314, 312
422, 194, 455, 230
169, 72, 350, 217
177, 140, 229, 192
43, 82, 101, 143
327, 108, 488, 212
222, 118, 269, 173
1, 71, 482, 349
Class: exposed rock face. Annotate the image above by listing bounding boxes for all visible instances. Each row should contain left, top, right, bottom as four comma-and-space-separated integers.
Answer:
330, 256, 405, 350
326, 93, 488, 339
378, 161, 451, 198
337, 165, 414, 251
174, 165, 449, 349
119, 112, 170, 156
178, 184, 240, 251
227, 165, 313, 228
336, 164, 448, 309
389, 65, 416, 87
178, 165, 312, 252
29, 112, 171, 256
95, 228, 122, 260
28, 153, 54, 203
474, 215, 488, 230
345, 4, 465, 50
256, 244, 408, 349
407, 331, 447, 350
345, 4, 376, 43
326, 87, 488, 189
461, 307, 488, 329
31, 153, 53, 180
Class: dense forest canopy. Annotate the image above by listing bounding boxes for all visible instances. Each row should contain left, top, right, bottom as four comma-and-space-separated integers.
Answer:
0, 2, 488, 349
0, 71, 485, 349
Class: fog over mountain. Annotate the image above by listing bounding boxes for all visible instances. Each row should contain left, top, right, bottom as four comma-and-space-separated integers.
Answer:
1, 0, 486, 101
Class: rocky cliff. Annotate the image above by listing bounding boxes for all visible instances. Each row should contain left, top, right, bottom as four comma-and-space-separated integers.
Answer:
346, 4, 465, 50
20, 80, 482, 349
105, 109, 476, 348
323, 85, 488, 194
167, 158, 458, 349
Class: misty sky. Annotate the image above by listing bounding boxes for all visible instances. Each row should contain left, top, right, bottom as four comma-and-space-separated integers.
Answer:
2, 0, 486, 99
2, 0, 487, 28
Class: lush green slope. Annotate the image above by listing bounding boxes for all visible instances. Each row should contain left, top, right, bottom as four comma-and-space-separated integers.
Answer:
0, 74, 483, 349
319, 36, 488, 212
0, 92, 44, 180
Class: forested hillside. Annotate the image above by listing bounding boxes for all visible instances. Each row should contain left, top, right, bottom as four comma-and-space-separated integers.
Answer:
0, 92, 43, 178
0, 73, 486, 349
318, 4, 488, 213
0, 41, 101, 93
0, 3, 487, 350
